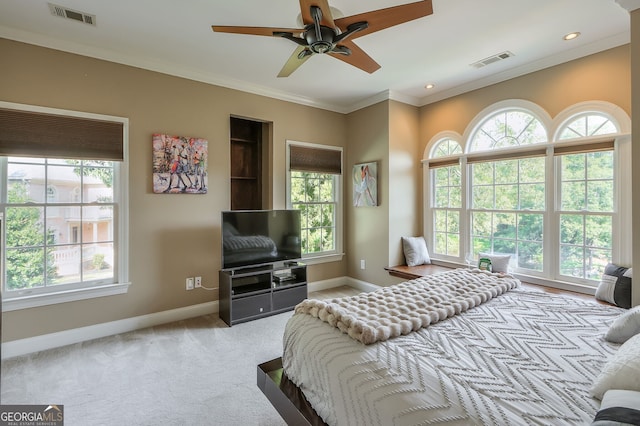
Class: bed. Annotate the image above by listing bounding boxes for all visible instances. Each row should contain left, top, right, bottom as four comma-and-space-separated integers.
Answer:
263, 268, 632, 426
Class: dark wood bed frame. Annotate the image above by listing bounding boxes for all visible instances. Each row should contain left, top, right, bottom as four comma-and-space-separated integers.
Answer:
257, 357, 327, 425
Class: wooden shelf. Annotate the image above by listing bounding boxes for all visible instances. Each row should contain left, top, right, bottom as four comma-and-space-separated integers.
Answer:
230, 137, 258, 144
230, 117, 262, 210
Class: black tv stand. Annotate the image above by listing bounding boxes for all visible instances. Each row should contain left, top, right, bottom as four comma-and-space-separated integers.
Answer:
219, 264, 307, 326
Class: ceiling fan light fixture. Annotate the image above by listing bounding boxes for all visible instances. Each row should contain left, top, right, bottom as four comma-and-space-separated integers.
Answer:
563, 32, 581, 41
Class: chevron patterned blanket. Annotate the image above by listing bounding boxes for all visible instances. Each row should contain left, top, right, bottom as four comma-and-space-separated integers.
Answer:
283, 282, 624, 425
294, 268, 519, 344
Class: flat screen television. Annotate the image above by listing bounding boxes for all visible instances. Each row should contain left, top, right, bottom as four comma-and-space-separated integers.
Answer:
221, 209, 302, 270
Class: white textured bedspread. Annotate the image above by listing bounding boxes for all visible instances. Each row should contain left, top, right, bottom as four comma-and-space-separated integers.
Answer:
295, 268, 519, 344
283, 281, 623, 426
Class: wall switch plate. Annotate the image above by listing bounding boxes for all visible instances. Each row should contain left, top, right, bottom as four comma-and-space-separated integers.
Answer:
195, 276, 202, 288
186, 277, 194, 290
360, 259, 366, 270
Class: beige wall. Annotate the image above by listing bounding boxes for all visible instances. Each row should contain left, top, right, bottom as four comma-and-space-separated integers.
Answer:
345, 101, 392, 284
388, 101, 421, 267
0, 38, 347, 341
345, 100, 421, 286
419, 45, 631, 145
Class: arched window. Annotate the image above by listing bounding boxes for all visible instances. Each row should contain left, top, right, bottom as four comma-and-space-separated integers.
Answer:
424, 100, 631, 291
469, 110, 547, 152
557, 112, 619, 140
431, 138, 462, 158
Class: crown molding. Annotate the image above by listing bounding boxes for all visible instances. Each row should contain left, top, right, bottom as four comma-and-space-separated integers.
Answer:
0, 25, 349, 114
616, 0, 640, 12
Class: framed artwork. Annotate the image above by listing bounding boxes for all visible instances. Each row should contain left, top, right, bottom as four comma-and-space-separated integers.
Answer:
353, 161, 378, 207
152, 133, 208, 194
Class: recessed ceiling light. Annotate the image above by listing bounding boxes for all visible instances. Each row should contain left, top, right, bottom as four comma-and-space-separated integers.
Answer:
425, 84, 435, 90
563, 32, 581, 41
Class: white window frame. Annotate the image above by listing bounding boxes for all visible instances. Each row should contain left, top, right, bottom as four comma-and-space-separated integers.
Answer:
423, 100, 631, 293
285, 140, 343, 265
0, 101, 130, 312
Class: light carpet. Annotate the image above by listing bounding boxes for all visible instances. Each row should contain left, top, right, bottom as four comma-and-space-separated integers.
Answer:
1, 312, 294, 425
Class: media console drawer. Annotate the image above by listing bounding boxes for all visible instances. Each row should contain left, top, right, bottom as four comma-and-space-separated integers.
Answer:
233, 293, 271, 320
272, 285, 307, 311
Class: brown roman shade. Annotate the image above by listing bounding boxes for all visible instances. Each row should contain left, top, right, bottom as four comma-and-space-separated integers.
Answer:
427, 157, 460, 169
0, 108, 124, 161
466, 147, 547, 164
290, 144, 342, 174
553, 140, 614, 156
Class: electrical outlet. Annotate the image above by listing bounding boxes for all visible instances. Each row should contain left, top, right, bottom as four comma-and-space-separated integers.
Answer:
195, 276, 202, 288
360, 259, 366, 270
186, 277, 194, 290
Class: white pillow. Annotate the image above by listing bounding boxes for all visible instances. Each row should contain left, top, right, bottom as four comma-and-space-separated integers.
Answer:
401, 236, 431, 267
478, 252, 511, 273
593, 389, 640, 424
606, 306, 640, 344
590, 333, 640, 400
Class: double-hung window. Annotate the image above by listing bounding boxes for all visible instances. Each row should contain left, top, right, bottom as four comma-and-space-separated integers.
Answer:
430, 139, 462, 258
0, 103, 129, 310
557, 143, 615, 281
469, 154, 546, 272
286, 141, 342, 262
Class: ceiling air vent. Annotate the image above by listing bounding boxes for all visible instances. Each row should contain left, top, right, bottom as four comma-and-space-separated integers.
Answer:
48, 3, 96, 26
470, 51, 514, 69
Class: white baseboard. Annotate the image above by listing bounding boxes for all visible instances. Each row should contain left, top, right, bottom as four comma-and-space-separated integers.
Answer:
307, 276, 350, 292
2, 301, 218, 360
3, 276, 379, 359
345, 277, 381, 293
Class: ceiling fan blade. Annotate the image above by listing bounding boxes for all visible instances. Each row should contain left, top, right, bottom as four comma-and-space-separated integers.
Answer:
328, 40, 380, 74
334, 0, 433, 39
299, 0, 335, 27
278, 46, 313, 77
212, 25, 303, 37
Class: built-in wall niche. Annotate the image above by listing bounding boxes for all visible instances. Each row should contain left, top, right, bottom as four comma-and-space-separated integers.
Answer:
229, 117, 271, 210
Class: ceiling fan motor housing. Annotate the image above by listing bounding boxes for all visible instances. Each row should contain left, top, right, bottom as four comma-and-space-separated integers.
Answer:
304, 25, 336, 54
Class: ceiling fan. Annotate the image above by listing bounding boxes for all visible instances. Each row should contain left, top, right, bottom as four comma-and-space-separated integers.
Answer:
211, 0, 433, 77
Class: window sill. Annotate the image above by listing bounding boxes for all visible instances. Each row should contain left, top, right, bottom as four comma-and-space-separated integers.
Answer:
430, 258, 597, 296
2, 282, 131, 312
302, 252, 344, 266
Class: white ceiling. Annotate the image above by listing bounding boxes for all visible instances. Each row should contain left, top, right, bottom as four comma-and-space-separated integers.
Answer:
0, 0, 634, 113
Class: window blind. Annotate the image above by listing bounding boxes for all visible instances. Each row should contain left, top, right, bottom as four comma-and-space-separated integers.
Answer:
466, 147, 547, 164
0, 108, 124, 161
427, 157, 460, 169
289, 144, 342, 174
553, 140, 614, 156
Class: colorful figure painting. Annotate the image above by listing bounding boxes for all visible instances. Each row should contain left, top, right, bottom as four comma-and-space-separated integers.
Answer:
152, 134, 208, 194
353, 161, 378, 207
